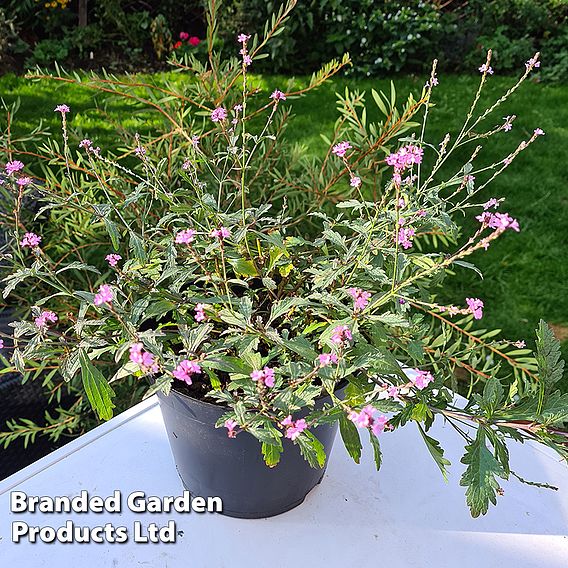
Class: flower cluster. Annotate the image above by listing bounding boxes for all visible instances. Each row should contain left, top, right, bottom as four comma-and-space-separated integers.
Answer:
175, 229, 196, 244
250, 367, 276, 388
238, 33, 252, 67
105, 254, 122, 267
129, 343, 159, 374
331, 325, 352, 346
348, 406, 390, 436
94, 284, 113, 306
173, 33, 201, 50
347, 288, 371, 311
34, 310, 58, 329
172, 360, 202, 385
194, 303, 207, 322
385, 144, 423, 186
20, 232, 42, 249
411, 370, 435, 390
281, 415, 308, 440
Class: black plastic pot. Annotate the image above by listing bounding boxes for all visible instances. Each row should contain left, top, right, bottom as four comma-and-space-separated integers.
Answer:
157, 385, 343, 518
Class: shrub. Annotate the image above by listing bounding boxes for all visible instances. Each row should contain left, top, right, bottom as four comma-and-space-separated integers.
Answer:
1, 3, 567, 516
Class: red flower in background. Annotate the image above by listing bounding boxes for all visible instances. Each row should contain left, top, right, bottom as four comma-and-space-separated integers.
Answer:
173, 41, 183, 49
188, 36, 201, 46
179, 32, 189, 40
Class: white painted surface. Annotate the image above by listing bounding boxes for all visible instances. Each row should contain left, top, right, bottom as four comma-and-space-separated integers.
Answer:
0, 395, 567, 567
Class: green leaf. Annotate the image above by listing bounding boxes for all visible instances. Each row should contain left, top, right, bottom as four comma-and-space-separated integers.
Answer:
229, 258, 258, 277
535, 320, 565, 391
482, 377, 504, 416
297, 431, 326, 468
129, 233, 146, 262
268, 297, 310, 325
104, 218, 121, 249
79, 350, 115, 421
262, 442, 282, 468
368, 431, 382, 471
460, 428, 507, 517
339, 414, 362, 464
418, 424, 451, 481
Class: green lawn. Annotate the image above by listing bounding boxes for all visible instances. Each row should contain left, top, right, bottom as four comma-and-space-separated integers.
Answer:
1, 71, 567, 389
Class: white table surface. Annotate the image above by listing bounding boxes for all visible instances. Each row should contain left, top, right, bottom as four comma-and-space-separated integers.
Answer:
1, 395, 567, 567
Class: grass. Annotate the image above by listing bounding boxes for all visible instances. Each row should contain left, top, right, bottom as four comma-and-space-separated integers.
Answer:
1, 70, 567, 389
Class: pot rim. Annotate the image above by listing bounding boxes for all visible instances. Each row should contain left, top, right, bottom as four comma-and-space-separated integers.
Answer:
165, 377, 348, 411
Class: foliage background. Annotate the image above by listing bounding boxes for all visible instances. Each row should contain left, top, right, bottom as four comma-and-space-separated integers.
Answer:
1, 1, 568, 80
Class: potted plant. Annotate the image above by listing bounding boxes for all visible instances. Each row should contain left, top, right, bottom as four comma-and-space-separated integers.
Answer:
1, 10, 566, 517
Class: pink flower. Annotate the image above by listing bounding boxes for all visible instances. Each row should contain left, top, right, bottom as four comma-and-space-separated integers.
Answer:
129, 343, 159, 374
503, 116, 513, 132
173, 359, 202, 385
348, 405, 375, 428
466, 297, 484, 319
534, 128, 545, 136
135, 145, 146, 158
386, 386, 400, 400
371, 415, 389, 436
94, 284, 113, 306
331, 325, 352, 346
210, 227, 230, 240
348, 406, 389, 436
16, 177, 32, 187
411, 369, 435, 390
225, 419, 238, 438
237, 33, 250, 43
332, 141, 352, 158
250, 367, 276, 388
526, 56, 540, 70
318, 352, 338, 367
281, 416, 308, 440
105, 253, 122, 267
54, 104, 70, 114
417, 209, 427, 217
20, 232, 41, 248
211, 107, 228, 122
233, 104, 243, 112
476, 211, 520, 232
285, 418, 307, 440
0, 339, 4, 349
5, 160, 24, 175
175, 229, 196, 244
179, 32, 189, 40
243, 54, 252, 66
386, 144, 423, 171
347, 287, 372, 311
188, 36, 201, 46
397, 226, 415, 249
270, 89, 286, 101
34, 310, 58, 329
195, 303, 206, 322
79, 139, 92, 149
479, 63, 494, 75
513, 340, 526, 348
350, 176, 361, 188
483, 198, 499, 210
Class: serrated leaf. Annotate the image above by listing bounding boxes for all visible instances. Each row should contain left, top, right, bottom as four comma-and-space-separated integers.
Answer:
297, 431, 326, 468
460, 428, 507, 517
262, 442, 282, 468
536, 320, 565, 391
369, 430, 382, 470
